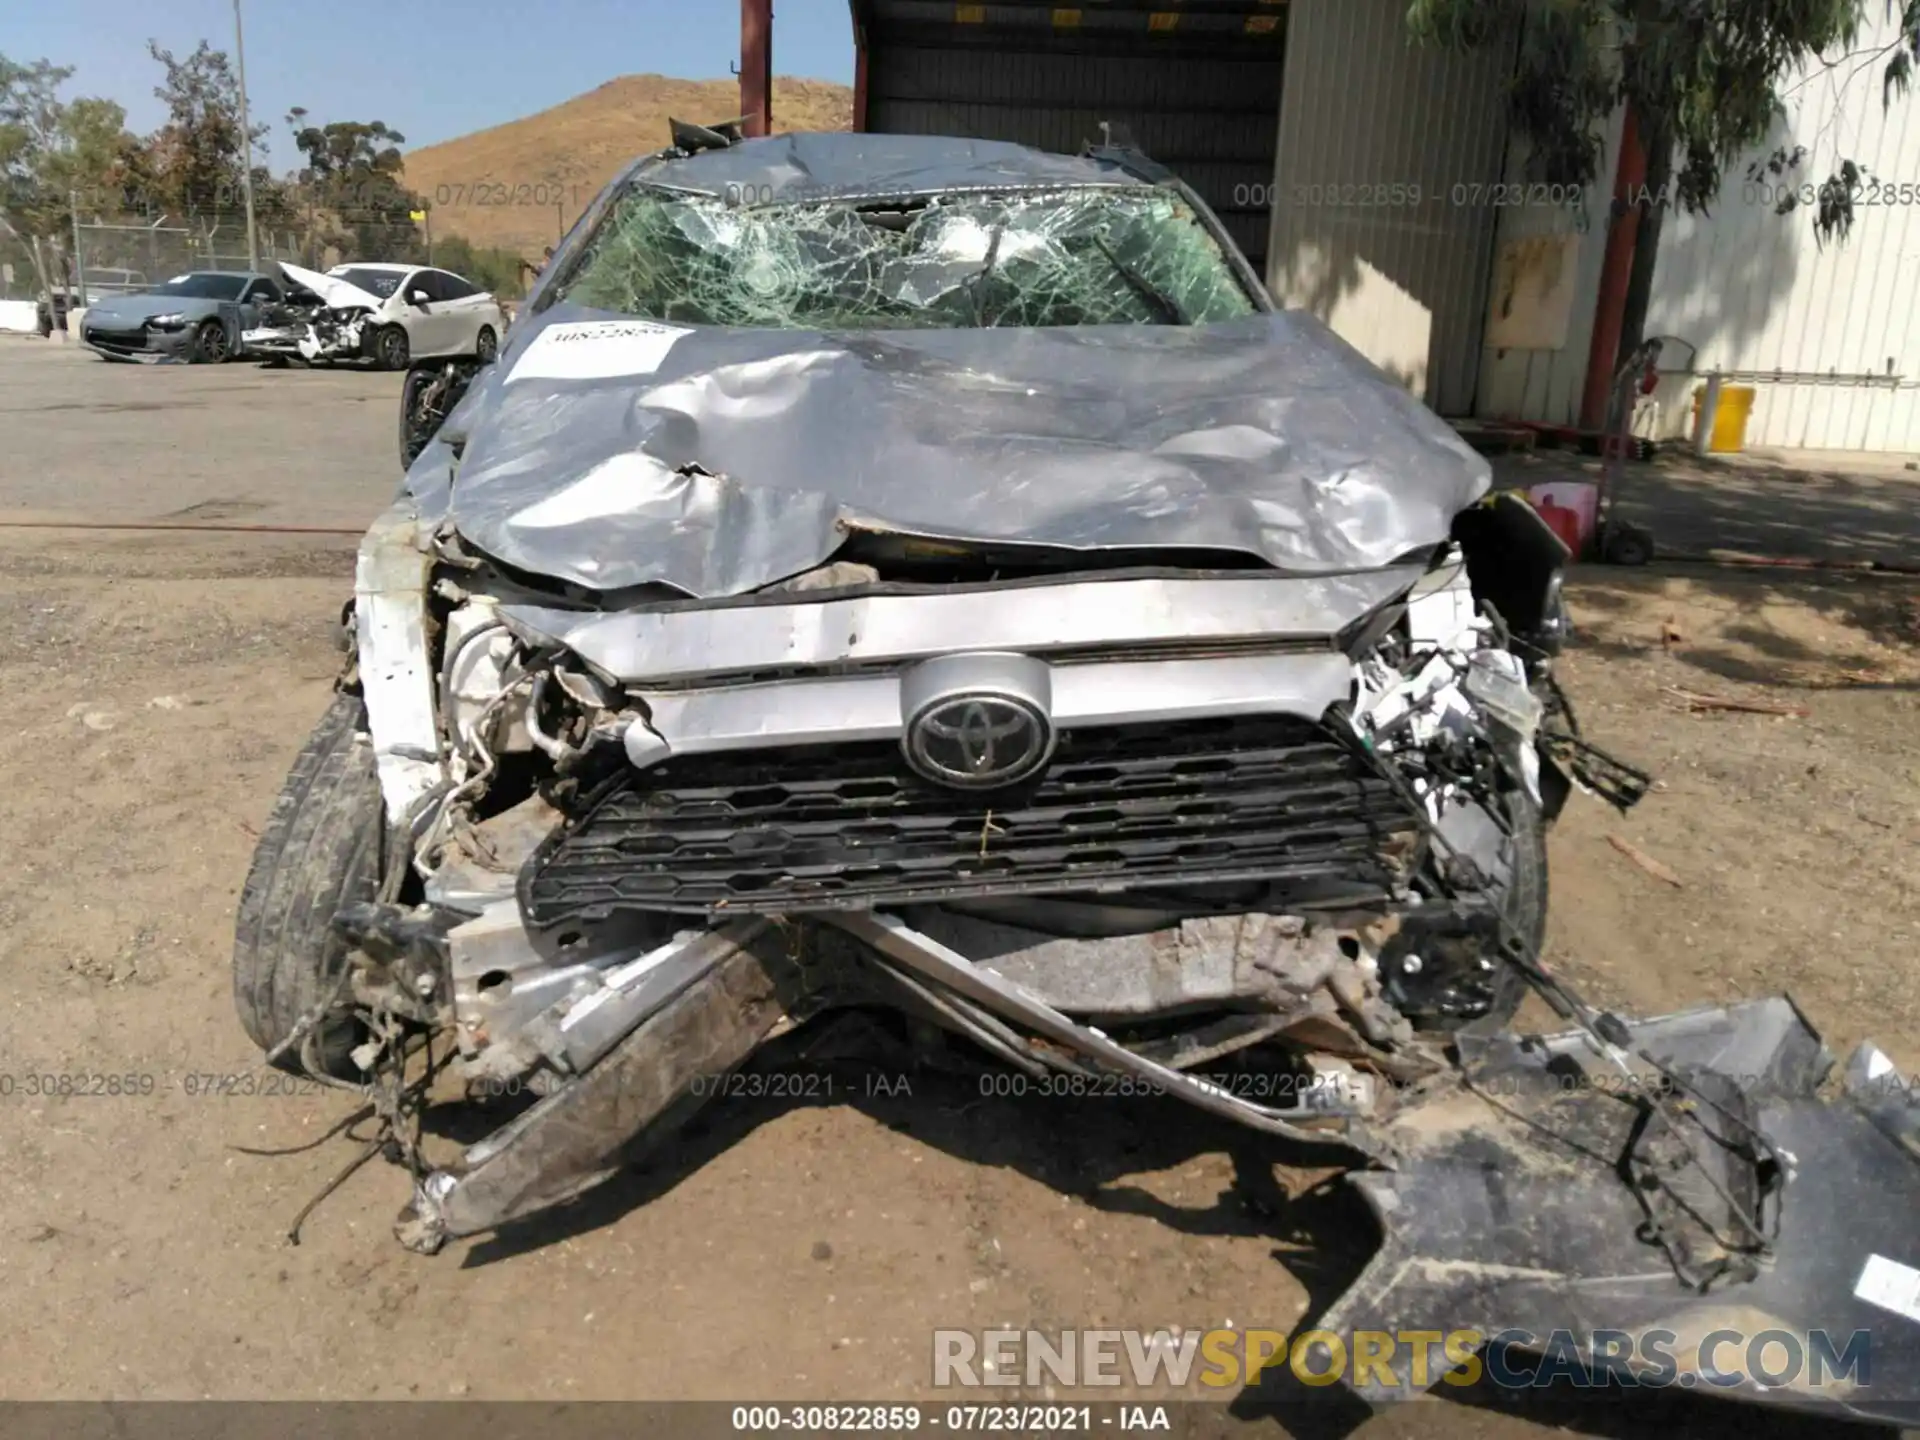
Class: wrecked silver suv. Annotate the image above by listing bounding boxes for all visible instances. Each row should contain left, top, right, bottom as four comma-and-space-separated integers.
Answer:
236, 131, 1920, 1420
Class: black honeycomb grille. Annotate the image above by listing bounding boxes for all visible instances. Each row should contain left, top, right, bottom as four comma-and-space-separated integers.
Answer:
521, 715, 1419, 921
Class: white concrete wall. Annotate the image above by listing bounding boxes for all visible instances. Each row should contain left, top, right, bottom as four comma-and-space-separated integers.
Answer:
1478, 7, 1920, 452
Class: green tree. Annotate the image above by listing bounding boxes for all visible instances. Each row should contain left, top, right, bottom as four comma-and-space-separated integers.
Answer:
420, 231, 528, 299
1411, 0, 1919, 237
1411, 0, 1919, 392
285, 110, 420, 262
143, 40, 267, 223
0, 54, 142, 297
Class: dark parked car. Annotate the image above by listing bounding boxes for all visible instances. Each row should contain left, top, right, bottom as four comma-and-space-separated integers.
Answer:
79, 270, 287, 362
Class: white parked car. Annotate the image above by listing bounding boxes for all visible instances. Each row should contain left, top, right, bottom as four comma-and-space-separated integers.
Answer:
257, 260, 506, 369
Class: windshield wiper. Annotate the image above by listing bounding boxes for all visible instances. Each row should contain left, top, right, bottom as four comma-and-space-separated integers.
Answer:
1093, 237, 1184, 324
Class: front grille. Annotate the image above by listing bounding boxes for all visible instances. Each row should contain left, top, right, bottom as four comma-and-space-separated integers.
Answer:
522, 715, 1419, 922
86, 328, 148, 352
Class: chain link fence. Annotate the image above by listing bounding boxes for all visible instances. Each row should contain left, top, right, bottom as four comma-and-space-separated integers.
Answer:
8, 203, 523, 308
0, 230, 37, 301
71, 216, 307, 303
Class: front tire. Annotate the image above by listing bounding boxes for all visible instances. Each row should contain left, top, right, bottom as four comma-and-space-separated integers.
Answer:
232, 693, 384, 1077
373, 324, 410, 371
474, 325, 498, 362
399, 367, 438, 471
191, 318, 229, 364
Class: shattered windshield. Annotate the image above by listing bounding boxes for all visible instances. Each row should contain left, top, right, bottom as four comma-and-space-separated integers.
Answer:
151, 273, 248, 300
548, 185, 1259, 329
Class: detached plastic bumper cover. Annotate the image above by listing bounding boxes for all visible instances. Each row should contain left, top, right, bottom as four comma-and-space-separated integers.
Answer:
1321, 997, 1920, 1424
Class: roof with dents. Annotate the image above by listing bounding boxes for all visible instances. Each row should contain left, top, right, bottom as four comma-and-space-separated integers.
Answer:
629, 131, 1159, 203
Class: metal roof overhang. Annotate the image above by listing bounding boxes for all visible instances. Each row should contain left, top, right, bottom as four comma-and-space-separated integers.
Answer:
850, 0, 1288, 48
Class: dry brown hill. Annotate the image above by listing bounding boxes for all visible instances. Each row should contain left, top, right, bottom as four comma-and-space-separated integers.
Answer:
401, 74, 853, 255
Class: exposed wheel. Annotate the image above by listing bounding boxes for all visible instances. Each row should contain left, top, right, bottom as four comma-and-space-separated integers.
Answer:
474, 325, 498, 362
399, 367, 440, 471
1603, 521, 1655, 567
232, 693, 383, 1077
373, 324, 410, 371
191, 318, 230, 364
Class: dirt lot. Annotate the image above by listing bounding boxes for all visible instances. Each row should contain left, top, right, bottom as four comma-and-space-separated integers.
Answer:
1, 338, 1917, 1434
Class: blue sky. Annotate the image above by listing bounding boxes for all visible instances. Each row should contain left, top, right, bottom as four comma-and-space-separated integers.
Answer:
7, 0, 856, 163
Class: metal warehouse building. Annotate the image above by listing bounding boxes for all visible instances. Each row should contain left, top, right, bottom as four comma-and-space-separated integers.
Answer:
842, 0, 1920, 453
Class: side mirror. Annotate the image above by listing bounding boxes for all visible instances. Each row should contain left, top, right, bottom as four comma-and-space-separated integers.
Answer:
408, 289, 431, 306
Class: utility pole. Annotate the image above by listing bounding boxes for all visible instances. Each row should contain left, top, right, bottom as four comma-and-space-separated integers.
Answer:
234, 0, 260, 271
70, 191, 88, 307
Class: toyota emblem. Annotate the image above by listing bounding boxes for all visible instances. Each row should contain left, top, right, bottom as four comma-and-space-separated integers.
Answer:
904, 694, 1053, 789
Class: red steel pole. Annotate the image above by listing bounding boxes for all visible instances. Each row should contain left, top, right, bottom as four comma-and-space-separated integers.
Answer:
853, 39, 869, 132
741, 0, 773, 137
1579, 102, 1646, 430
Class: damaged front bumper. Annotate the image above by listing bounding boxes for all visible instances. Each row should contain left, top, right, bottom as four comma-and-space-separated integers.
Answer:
366, 888, 1920, 1424
243, 306, 369, 362
324, 500, 1920, 1424
377, 904, 1403, 1251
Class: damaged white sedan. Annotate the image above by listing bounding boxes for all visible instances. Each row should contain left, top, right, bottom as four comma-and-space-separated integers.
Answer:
234, 128, 1920, 1421
242, 260, 504, 369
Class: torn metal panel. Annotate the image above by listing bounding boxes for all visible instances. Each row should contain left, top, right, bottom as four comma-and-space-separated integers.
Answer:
829, 911, 1387, 1148
354, 503, 445, 828
401, 918, 800, 1248
894, 908, 1356, 1017
494, 569, 1417, 684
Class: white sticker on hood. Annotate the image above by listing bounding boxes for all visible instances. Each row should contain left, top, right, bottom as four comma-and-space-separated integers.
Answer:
1854, 1254, 1920, 1324
508, 319, 692, 383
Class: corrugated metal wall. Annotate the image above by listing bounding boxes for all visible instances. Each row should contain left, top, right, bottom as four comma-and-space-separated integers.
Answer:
1265, 0, 1514, 414
862, 20, 1285, 271
1473, 109, 1623, 427
1479, 6, 1920, 452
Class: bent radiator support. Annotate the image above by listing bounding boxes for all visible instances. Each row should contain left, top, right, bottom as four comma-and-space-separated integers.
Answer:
401, 910, 1397, 1249
828, 910, 1389, 1155
400, 921, 807, 1250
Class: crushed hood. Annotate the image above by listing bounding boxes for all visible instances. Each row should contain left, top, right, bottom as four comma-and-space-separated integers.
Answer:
410, 305, 1491, 598
280, 260, 382, 311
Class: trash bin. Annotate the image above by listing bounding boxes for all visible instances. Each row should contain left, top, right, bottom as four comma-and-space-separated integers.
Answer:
1691, 383, 1755, 453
